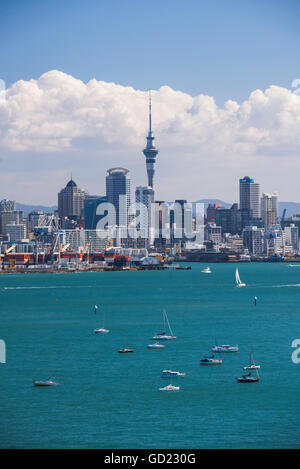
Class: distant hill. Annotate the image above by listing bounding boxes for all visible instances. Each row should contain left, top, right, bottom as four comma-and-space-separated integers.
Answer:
194, 200, 300, 218
15, 200, 300, 219
278, 202, 300, 218
195, 199, 232, 209
16, 203, 57, 217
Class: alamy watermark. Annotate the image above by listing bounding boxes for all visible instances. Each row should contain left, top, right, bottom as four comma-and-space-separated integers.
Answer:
0, 339, 6, 364
94, 199, 204, 244
291, 339, 300, 364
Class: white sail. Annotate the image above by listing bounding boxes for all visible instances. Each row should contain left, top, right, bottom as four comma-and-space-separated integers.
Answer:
235, 267, 241, 285
163, 309, 174, 337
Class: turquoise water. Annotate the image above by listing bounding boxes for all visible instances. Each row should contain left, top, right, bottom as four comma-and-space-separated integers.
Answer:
0, 263, 300, 449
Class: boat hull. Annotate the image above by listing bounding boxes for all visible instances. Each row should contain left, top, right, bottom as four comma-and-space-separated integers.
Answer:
237, 377, 259, 383
212, 346, 238, 353
33, 380, 58, 386
152, 335, 176, 340
159, 385, 180, 391
200, 360, 222, 365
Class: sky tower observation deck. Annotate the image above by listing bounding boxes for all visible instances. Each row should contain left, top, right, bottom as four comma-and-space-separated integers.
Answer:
142, 92, 159, 189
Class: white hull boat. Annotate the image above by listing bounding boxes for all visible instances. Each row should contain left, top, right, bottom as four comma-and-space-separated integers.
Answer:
161, 369, 185, 378
153, 310, 176, 340
159, 384, 180, 391
147, 342, 165, 349
212, 344, 239, 353
201, 267, 212, 274
33, 378, 58, 386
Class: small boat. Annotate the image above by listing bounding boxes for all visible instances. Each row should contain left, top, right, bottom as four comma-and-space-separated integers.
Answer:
201, 266, 212, 274
212, 344, 239, 353
243, 349, 260, 370
200, 354, 222, 365
94, 305, 109, 333
33, 378, 58, 386
161, 369, 186, 378
153, 309, 176, 340
159, 383, 180, 391
118, 328, 133, 353
118, 348, 134, 353
235, 267, 246, 287
147, 342, 165, 349
237, 372, 259, 383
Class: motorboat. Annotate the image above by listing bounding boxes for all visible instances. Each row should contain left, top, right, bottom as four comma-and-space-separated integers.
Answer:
161, 369, 185, 378
201, 267, 212, 274
33, 378, 59, 386
159, 384, 180, 391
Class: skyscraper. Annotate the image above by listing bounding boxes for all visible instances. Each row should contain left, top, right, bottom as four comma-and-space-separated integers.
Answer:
239, 176, 260, 218
58, 178, 86, 228
261, 192, 278, 228
142, 92, 159, 188
106, 168, 131, 226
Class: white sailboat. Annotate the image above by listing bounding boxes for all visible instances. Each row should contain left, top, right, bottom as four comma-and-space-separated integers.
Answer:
235, 267, 246, 287
147, 342, 165, 349
201, 266, 212, 274
94, 305, 109, 333
33, 354, 59, 386
243, 349, 260, 370
152, 309, 176, 340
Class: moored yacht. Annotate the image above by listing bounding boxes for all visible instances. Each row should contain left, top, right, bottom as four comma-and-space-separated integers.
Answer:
212, 344, 239, 353
200, 355, 222, 365
161, 369, 185, 378
147, 342, 165, 349
33, 378, 59, 386
153, 309, 176, 340
159, 383, 180, 391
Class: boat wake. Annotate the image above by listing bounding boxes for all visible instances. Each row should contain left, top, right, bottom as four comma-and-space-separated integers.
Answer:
2, 285, 92, 291
272, 284, 300, 288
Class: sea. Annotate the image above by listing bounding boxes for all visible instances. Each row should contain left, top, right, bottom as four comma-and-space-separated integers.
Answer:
0, 262, 300, 449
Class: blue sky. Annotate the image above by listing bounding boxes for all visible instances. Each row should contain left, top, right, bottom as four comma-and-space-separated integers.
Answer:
1, 1, 300, 204
1, 0, 300, 104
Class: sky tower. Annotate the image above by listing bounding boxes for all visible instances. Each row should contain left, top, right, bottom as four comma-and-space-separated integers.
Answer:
143, 91, 159, 188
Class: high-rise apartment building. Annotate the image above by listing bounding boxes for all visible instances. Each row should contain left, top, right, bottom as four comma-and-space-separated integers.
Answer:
239, 176, 260, 218
242, 225, 264, 256
261, 192, 278, 228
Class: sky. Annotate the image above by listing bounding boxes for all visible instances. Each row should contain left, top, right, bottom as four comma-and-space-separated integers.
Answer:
0, 0, 300, 205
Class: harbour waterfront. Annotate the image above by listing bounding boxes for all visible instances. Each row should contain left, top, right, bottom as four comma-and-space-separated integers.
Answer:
0, 263, 300, 448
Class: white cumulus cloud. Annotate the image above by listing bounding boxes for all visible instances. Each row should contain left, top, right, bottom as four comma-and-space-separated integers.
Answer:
0, 70, 300, 204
